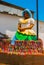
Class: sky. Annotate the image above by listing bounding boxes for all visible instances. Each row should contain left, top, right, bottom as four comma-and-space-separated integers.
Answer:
2, 0, 44, 22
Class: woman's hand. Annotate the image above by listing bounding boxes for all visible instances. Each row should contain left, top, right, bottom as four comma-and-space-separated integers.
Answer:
25, 24, 34, 29
18, 23, 26, 31
19, 28, 25, 31
18, 22, 34, 31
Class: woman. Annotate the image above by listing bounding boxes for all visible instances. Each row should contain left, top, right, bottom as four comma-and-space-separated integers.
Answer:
11, 9, 37, 45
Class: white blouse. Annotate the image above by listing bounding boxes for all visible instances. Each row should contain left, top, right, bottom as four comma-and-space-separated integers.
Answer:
18, 18, 36, 35
19, 18, 35, 28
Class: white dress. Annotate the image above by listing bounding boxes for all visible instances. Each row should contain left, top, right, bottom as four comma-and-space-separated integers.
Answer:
18, 18, 36, 35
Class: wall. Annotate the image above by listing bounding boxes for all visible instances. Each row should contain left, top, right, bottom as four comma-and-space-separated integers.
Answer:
0, 13, 19, 33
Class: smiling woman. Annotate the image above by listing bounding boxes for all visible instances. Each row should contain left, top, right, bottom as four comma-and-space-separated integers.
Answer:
11, 9, 37, 45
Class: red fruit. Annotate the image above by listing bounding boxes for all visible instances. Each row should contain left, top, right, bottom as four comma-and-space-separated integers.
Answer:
29, 49, 32, 54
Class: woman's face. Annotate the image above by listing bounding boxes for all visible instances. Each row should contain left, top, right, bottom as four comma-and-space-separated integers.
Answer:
24, 12, 30, 19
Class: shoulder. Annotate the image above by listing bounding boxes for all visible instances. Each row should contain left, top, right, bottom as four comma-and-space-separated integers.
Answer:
19, 18, 25, 24
19, 18, 24, 23
29, 18, 35, 21
19, 18, 24, 22
28, 18, 35, 24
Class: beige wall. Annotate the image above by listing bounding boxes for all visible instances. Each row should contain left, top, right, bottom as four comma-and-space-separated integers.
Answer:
39, 22, 44, 33
33, 21, 44, 33
0, 13, 19, 33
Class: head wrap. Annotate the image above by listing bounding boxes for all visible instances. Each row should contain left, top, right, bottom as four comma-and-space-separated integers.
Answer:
22, 9, 32, 18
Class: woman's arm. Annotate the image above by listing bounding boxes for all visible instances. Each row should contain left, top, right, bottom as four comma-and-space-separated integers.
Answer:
18, 23, 24, 31
25, 24, 34, 29
25, 18, 35, 29
18, 23, 34, 31
18, 23, 25, 31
